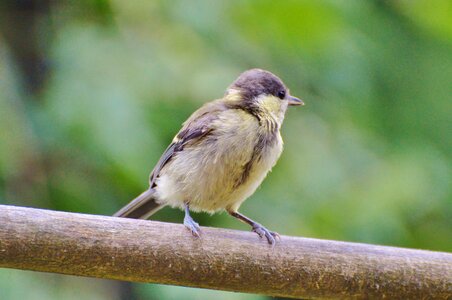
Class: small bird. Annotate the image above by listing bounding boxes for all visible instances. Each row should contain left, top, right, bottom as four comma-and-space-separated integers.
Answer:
114, 69, 303, 244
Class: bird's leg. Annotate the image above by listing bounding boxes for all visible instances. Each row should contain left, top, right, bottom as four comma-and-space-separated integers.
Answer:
228, 210, 279, 245
183, 203, 200, 237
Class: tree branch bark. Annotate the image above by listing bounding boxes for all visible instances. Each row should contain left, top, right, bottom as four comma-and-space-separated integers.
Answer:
0, 204, 451, 299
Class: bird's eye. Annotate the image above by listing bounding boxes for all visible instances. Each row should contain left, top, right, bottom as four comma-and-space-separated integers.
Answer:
277, 90, 286, 99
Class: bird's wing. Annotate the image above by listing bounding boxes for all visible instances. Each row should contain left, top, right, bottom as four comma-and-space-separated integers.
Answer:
149, 100, 227, 187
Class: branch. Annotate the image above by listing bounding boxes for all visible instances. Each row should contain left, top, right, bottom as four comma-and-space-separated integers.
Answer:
0, 204, 451, 299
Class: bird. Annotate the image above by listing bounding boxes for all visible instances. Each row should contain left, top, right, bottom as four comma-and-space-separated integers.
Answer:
113, 68, 303, 244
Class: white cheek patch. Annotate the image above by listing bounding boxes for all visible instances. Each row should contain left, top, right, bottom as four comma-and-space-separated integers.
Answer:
256, 95, 287, 124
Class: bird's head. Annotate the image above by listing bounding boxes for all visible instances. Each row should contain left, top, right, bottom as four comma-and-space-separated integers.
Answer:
225, 69, 303, 123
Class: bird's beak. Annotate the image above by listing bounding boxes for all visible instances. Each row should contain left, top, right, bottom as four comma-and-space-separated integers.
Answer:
288, 95, 304, 106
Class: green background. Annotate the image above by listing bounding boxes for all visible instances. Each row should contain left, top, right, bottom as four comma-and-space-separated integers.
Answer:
0, 1, 451, 299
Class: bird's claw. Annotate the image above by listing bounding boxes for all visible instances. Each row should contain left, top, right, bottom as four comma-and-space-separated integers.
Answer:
252, 224, 279, 245
184, 216, 201, 237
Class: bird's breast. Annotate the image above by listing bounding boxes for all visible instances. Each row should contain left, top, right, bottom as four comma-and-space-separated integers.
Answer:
155, 109, 283, 213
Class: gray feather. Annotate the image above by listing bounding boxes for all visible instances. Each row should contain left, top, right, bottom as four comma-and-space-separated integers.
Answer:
113, 189, 162, 219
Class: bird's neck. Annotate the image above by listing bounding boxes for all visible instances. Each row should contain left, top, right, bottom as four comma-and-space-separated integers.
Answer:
254, 95, 286, 134
252, 108, 279, 134
224, 91, 286, 133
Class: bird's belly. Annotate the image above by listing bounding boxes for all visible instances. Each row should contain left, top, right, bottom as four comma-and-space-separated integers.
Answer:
224, 135, 283, 212
155, 129, 283, 213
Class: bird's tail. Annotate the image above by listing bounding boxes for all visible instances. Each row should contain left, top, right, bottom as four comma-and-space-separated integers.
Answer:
113, 189, 163, 219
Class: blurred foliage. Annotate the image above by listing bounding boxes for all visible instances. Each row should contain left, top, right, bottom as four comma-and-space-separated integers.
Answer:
0, 0, 451, 299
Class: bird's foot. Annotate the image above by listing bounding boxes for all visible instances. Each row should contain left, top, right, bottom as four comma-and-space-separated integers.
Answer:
252, 223, 280, 245
183, 215, 201, 237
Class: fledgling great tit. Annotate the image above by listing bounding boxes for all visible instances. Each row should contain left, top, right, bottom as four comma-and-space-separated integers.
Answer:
114, 69, 303, 244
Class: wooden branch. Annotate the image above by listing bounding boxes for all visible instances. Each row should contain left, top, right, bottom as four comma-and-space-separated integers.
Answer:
0, 205, 451, 299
